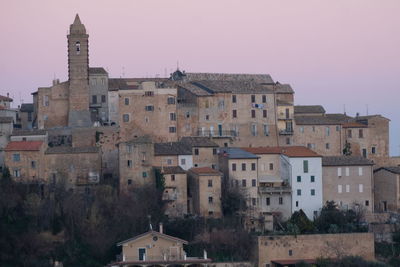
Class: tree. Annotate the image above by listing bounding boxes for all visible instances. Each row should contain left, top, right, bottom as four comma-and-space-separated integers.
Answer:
287, 209, 315, 234
343, 141, 352, 156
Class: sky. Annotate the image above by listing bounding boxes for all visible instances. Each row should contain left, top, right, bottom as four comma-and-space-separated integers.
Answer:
0, 0, 399, 155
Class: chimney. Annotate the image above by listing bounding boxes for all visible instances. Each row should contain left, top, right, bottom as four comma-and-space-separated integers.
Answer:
7, 93, 9, 98
159, 223, 163, 234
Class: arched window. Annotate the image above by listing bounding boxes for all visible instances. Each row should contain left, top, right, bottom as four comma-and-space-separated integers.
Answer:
76, 41, 81, 54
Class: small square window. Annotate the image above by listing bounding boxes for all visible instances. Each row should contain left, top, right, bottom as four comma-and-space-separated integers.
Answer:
365, 200, 369, 206
171, 175, 175, 181
169, 127, 176, 133
101, 95, 106, 103
124, 98, 129, 105
242, 163, 246, 171
208, 196, 213, 203
311, 189, 315, 196
269, 163, 273, 170
232, 163, 236, 171
242, 179, 246, 187
232, 95, 237, 103
251, 163, 256, 171
142, 172, 147, 178
122, 114, 129, 122
297, 176, 301, 182
263, 110, 267, 118
372, 147, 376, 154
289, 250, 293, 256
208, 179, 213, 187
311, 176, 315, 182
232, 110, 237, 118
31, 161, 36, 169
128, 179, 132, 185
297, 189, 301, 196
251, 110, 256, 118
13, 154, 20, 162
262, 95, 267, 103
213, 148, 217, 155
266, 197, 270, 206
194, 148, 199, 155
252, 179, 256, 187
167, 97, 175, 104
251, 95, 256, 103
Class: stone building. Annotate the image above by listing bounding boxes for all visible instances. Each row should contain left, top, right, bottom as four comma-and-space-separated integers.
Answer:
374, 167, 400, 212
89, 67, 109, 123
118, 136, 154, 192
188, 167, 222, 218
18, 103, 34, 130
153, 142, 193, 170
180, 137, 219, 168
0, 94, 13, 109
257, 233, 374, 267
0, 116, 14, 169
4, 140, 46, 181
322, 156, 374, 213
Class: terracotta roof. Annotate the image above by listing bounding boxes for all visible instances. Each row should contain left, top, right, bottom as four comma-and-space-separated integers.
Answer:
46, 146, 99, 154
374, 167, 400, 175
12, 129, 47, 136
155, 166, 186, 174
242, 146, 321, 158
0, 116, 13, 123
294, 105, 325, 114
295, 116, 342, 125
5, 141, 43, 151
183, 72, 274, 84
0, 95, 13, 102
117, 230, 188, 246
190, 167, 221, 175
154, 142, 192, 156
180, 137, 218, 147
342, 122, 368, 128
322, 156, 374, 166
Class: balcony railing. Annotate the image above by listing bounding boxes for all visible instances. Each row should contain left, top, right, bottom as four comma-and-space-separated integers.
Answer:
162, 193, 178, 201
258, 186, 291, 194
196, 129, 238, 138
279, 129, 293, 135
277, 114, 293, 120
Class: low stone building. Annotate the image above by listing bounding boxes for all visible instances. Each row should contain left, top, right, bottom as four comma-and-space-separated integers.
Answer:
0, 116, 14, 169
322, 156, 374, 213
153, 141, 193, 170
257, 233, 375, 267
0, 94, 13, 109
4, 140, 46, 181
18, 103, 34, 130
188, 167, 222, 218
374, 167, 400, 212
180, 137, 219, 169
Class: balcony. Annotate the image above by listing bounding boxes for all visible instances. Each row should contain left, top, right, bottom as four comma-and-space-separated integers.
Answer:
277, 114, 293, 120
258, 186, 291, 194
89, 102, 102, 108
196, 129, 237, 138
162, 193, 178, 201
279, 129, 293, 135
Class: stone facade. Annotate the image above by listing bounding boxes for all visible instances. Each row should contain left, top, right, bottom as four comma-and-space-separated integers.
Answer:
89, 68, 109, 123
374, 167, 400, 212
257, 233, 375, 267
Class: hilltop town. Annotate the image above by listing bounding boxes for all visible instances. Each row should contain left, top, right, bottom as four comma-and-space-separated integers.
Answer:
1, 15, 400, 267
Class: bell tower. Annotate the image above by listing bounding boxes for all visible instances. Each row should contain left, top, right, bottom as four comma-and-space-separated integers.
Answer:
67, 14, 91, 127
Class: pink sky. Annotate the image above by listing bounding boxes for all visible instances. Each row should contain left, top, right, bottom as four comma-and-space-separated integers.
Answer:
0, 0, 399, 155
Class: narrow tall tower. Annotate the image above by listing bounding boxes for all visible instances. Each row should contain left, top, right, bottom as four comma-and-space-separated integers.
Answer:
67, 14, 91, 127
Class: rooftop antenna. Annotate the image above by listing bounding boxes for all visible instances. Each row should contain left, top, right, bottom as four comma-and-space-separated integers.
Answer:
164, 68, 167, 78
366, 104, 369, 116
148, 215, 153, 231
343, 104, 346, 115
177, 61, 180, 71
122, 66, 125, 78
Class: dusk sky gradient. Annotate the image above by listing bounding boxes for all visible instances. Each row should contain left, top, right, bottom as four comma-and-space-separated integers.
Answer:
0, 0, 399, 155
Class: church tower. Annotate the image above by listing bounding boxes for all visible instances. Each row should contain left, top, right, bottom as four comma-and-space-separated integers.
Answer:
67, 14, 91, 127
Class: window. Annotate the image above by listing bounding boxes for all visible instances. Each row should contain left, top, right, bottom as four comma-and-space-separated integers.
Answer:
218, 100, 224, 109
235, 180, 239, 187
358, 167, 363, 176
297, 189, 301, 196
338, 185, 343, 193
127, 179, 132, 185
300, 127, 304, 133
169, 127, 176, 133
28, 112, 32, 122
252, 179, 256, 187
171, 175, 176, 181
266, 197, 270, 206
326, 126, 330, 136
127, 160, 132, 168
185, 112, 190, 118
262, 95, 267, 103
359, 129, 364, 138
43, 95, 49, 107
242, 163, 246, 171
145, 105, 154, 111
279, 197, 283, 205
101, 95, 106, 103
346, 184, 350, 193
142, 172, 147, 178
312, 126, 315, 132
208, 196, 213, 203
232, 163, 236, 171
126, 144, 133, 154
205, 115, 210, 120
194, 148, 199, 155
289, 250, 293, 256
251, 124, 257, 136
359, 184, 363, 193
303, 160, 309, 173
180, 158, 186, 165
263, 110, 267, 118
365, 200, 369, 206
144, 91, 154, 96
345, 167, 349, 176
251, 163, 256, 171
232, 110, 237, 118
311, 175, 315, 182
252, 198, 256, 206
251, 110, 256, 118
269, 163, 273, 170
311, 189, 315, 196
167, 159, 172, 165
31, 161, 36, 169
242, 179, 246, 187
297, 175, 302, 182
167, 97, 175, 104
213, 148, 217, 155
371, 147, 376, 154
124, 98, 129, 105
251, 95, 256, 103
263, 124, 269, 136
286, 138, 291, 145
13, 154, 20, 162
208, 179, 213, 187
295, 201, 299, 207
169, 113, 176, 121
232, 95, 237, 103
338, 167, 342, 177
326, 143, 330, 149
75, 41, 81, 54
122, 114, 129, 122
347, 129, 352, 138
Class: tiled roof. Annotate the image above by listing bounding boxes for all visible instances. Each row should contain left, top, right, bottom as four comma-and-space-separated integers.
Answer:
183, 72, 274, 84
155, 166, 186, 174
374, 167, 400, 175
242, 146, 321, 158
325, 113, 353, 122
154, 142, 192, 156
12, 129, 47, 136
189, 167, 221, 175
124, 135, 152, 144
342, 122, 368, 128
0, 116, 13, 123
220, 147, 259, 159
276, 100, 293, 106
89, 67, 108, 75
0, 95, 13, 102
294, 116, 342, 125
322, 156, 374, 166
294, 105, 325, 114
20, 103, 34, 112
5, 141, 43, 151
180, 137, 218, 147
117, 230, 188, 246
46, 146, 99, 154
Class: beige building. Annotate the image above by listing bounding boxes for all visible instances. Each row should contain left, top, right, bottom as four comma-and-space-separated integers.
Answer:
5, 140, 46, 181
188, 167, 222, 218
0, 94, 13, 109
18, 103, 34, 129
156, 166, 188, 218
374, 167, 400, 212
180, 137, 219, 168
257, 233, 375, 267
322, 156, 374, 213
153, 142, 192, 169
113, 225, 210, 266
118, 136, 154, 192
